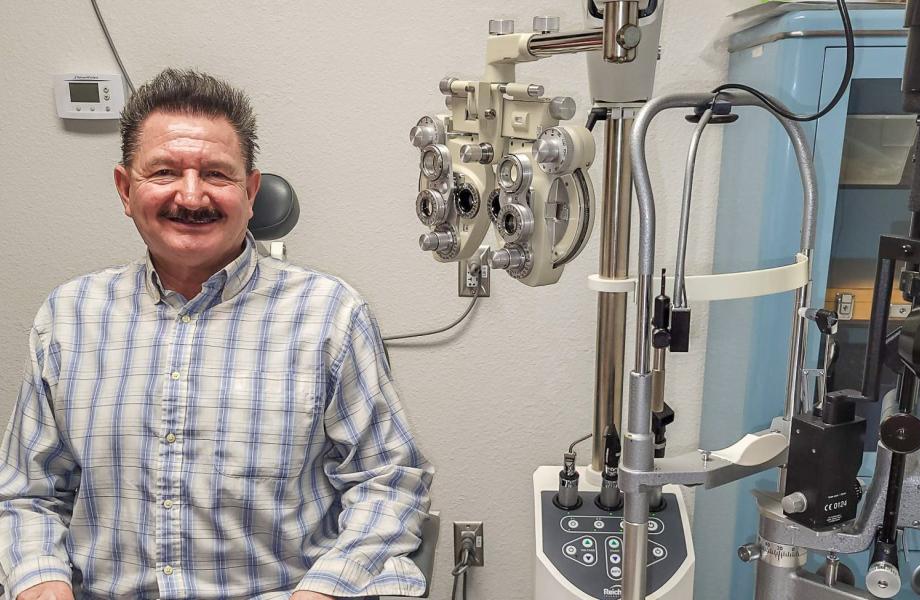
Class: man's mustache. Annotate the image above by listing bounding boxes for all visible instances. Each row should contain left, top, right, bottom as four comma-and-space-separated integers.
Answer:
160, 206, 223, 223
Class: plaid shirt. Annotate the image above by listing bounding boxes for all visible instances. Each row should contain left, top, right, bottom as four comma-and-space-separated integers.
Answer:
0, 234, 433, 600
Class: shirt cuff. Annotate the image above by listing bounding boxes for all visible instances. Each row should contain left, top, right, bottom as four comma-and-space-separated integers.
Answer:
295, 554, 427, 598
4, 556, 72, 600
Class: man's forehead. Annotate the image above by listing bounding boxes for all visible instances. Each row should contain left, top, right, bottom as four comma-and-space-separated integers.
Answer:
135, 111, 244, 165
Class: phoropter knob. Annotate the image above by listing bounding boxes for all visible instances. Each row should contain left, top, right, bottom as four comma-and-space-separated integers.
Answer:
410, 125, 437, 149
489, 247, 527, 271
533, 138, 563, 164
489, 19, 515, 36
460, 143, 495, 165
419, 230, 455, 252
549, 97, 576, 120
532, 16, 560, 33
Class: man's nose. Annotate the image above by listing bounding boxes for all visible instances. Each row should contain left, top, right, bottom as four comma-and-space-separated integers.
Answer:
175, 170, 209, 207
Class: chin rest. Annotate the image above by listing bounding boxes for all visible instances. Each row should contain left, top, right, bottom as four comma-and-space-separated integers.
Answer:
248, 173, 299, 241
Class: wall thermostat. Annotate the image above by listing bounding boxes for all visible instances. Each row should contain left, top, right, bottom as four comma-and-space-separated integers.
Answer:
54, 73, 125, 120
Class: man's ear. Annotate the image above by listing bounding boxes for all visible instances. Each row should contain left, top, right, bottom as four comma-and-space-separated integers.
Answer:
114, 164, 133, 217
245, 169, 262, 219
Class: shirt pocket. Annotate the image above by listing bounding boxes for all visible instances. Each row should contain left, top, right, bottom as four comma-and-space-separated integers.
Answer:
214, 371, 316, 479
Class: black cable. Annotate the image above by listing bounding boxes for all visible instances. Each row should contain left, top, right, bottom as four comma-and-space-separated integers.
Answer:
588, 0, 659, 20
588, 0, 604, 20
639, 0, 659, 19
712, 0, 854, 122
89, 0, 136, 95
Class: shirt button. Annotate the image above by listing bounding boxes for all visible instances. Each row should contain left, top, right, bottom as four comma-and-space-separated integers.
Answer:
170, 371, 181, 380
165, 432, 177, 443
163, 499, 174, 509
180, 315, 191, 324
163, 565, 174, 575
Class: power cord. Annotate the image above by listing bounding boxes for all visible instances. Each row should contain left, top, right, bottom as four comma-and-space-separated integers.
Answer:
382, 268, 482, 343
89, 0, 136, 94
712, 0, 854, 122
451, 536, 477, 600
673, 107, 713, 308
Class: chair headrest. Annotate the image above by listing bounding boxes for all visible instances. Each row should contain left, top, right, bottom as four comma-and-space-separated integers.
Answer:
248, 173, 300, 241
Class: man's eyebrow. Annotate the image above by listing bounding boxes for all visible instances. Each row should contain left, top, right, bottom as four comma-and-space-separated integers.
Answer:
201, 160, 242, 173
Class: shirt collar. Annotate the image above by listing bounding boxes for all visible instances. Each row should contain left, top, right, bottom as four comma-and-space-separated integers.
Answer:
144, 232, 258, 307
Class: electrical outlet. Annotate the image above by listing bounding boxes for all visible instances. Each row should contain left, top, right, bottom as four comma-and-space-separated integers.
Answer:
458, 246, 491, 298
453, 521, 484, 566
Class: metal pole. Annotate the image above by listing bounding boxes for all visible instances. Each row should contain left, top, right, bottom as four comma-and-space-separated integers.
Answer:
592, 109, 634, 471
528, 30, 603, 57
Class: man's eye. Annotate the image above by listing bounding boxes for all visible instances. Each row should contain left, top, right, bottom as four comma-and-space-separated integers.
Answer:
153, 169, 175, 177
206, 171, 228, 179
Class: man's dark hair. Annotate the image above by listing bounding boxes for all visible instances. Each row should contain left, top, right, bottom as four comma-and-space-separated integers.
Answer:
120, 68, 259, 172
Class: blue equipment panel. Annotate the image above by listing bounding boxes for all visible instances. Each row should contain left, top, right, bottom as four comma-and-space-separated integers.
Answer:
694, 5, 909, 599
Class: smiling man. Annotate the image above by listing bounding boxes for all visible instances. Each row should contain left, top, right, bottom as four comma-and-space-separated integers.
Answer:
0, 69, 433, 600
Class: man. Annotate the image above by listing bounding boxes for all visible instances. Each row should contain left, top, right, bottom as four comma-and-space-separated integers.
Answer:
0, 69, 433, 600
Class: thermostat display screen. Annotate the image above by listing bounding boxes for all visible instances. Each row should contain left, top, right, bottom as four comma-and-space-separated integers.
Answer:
69, 82, 100, 103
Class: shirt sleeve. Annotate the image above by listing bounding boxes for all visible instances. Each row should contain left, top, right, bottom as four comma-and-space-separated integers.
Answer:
295, 302, 435, 598
0, 309, 78, 599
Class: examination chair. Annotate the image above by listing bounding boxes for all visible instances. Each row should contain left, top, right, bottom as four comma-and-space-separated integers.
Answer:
0, 174, 439, 600
249, 173, 441, 599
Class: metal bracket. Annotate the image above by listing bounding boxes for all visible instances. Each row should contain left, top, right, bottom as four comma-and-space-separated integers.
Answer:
459, 245, 491, 298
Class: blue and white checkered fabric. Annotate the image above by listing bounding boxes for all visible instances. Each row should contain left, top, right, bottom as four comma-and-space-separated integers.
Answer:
0, 234, 433, 599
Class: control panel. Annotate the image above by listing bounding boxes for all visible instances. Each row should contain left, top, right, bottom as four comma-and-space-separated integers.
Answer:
536, 485, 692, 599
533, 465, 696, 600
54, 73, 125, 120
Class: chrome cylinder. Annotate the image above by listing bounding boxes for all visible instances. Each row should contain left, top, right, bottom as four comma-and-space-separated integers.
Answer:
489, 246, 526, 271
825, 553, 840, 587
528, 30, 603, 57
592, 112, 634, 471
622, 520, 649, 600
419, 230, 453, 252
603, 1, 641, 64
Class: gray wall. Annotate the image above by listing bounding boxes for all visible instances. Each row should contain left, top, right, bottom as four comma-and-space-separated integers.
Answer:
0, 1, 745, 598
